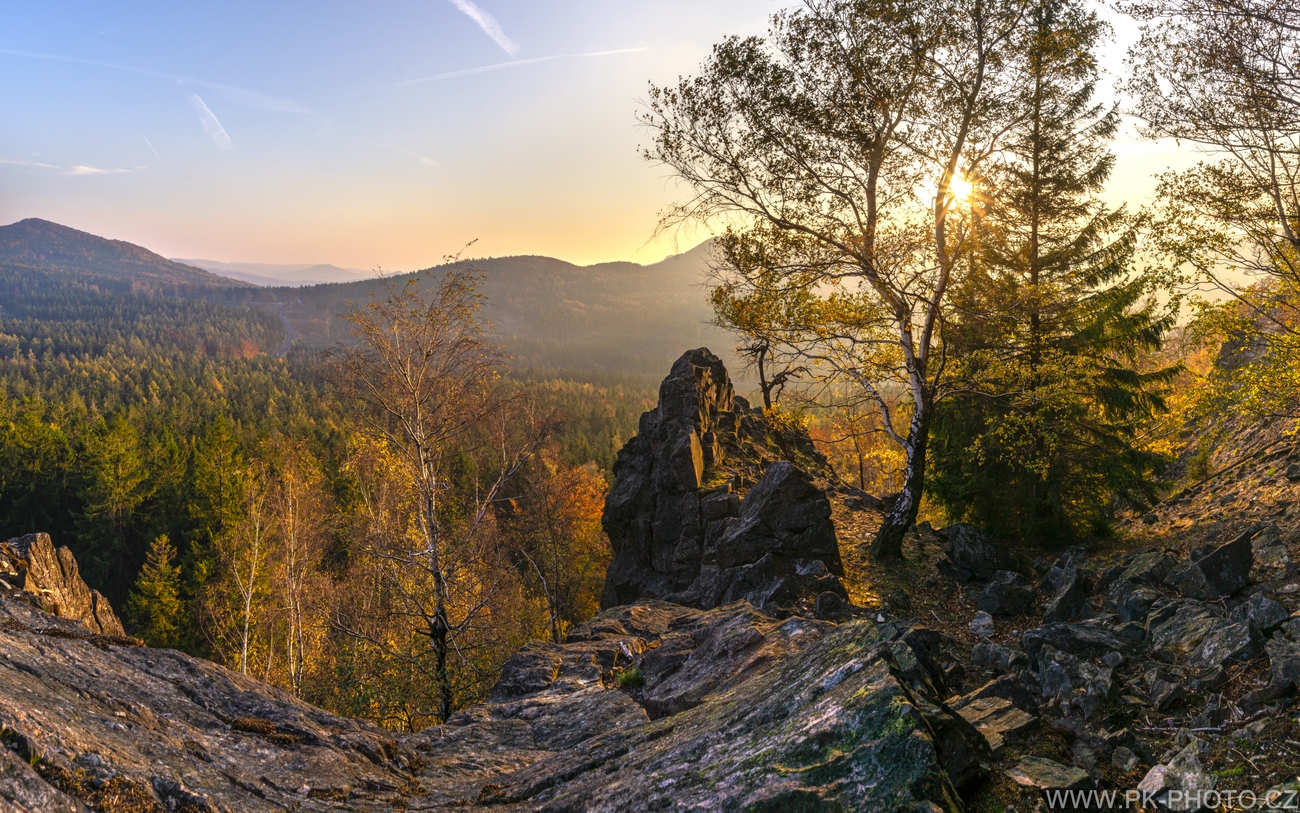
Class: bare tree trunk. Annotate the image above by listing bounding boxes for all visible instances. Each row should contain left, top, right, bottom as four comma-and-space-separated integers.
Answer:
239, 517, 261, 675
871, 397, 930, 560
421, 478, 454, 723
757, 343, 773, 409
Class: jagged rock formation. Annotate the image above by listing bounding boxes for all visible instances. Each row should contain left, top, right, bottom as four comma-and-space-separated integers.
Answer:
0, 533, 123, 636
601, 348, 846, 616
0, 577, 988, 811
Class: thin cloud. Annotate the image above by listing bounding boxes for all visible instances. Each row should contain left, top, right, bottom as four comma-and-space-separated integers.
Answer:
0, 158, 132, 175
0, 47, 310, 114
65, 165, 131, 176
0, 158, 58, 170
189, 94, 233, 150
361, 47, 650, 92
447, 0, 519, 56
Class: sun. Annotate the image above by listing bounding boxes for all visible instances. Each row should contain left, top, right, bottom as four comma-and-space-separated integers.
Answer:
948, 172, 974, 202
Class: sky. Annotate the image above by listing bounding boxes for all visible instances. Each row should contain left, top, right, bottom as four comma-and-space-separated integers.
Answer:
0, 1, 1201, 271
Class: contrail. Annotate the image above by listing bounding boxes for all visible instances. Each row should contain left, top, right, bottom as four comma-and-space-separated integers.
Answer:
361, 47, 650, 92
447, 0, 519, 56
188, 94, 233, 150
355, 139, 437, 167
142, 135, 162, 162
0, 47, 309, 114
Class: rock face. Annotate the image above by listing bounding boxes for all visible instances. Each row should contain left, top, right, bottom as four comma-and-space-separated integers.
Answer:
0, 588, 985, 812
601, 348, 846, 616
0, 590, 424, 813
0, 533, 123, 636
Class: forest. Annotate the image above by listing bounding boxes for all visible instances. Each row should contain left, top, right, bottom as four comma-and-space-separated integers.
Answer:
3, 0, 1299, 739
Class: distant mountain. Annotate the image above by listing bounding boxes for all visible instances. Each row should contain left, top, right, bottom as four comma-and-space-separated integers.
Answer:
0, 217, 744, 379
215, 240, 745, 378
174, 259, 378, 287
0, 219, 248, 291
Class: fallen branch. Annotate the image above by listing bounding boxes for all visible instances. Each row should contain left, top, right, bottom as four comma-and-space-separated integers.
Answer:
1134, 707, 1274, 735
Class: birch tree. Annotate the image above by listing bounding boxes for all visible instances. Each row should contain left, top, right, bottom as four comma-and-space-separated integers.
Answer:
647, 0, 1033, 558
331, 267, 550, 722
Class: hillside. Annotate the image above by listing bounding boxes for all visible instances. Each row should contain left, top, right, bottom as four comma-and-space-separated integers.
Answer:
1, 219, 744, 379
221, 242, 745, 377
0, 219, 248, 293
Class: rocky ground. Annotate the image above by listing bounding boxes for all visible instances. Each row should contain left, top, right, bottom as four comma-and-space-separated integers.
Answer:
853, 519, 1300, 812
0, 554, 993, 811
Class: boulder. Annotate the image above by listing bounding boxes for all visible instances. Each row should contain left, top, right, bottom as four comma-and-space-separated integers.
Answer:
1042, 562, 1092, 622
600, 349, 845, 615
1120, 551, 1176, 586
955, 696, 1037, 757
977, 570, 1035, 616
1195, 529, 1254, 597
1148, 601, 1221, 652
1036, 645, 1079, 698
1148, 672, 1188, 712
1022, 622, 1134, 666
971, 642, 1028, 674
1112, 746, 1139, 773
1189, 620, 1263, 670
1252, 524, 1290, 576
886, 589, 912, 615
951, 673, 1041, 716
1008, 756, 1092, 793
1237, 594, 1290, 633
1165, 561, 1217, 601
1266, 633, 1300, 690
1116, 584, 1161, 623
1137, 743, 1214, 812
940, 524, 1029, 581
0, 533, 123, 636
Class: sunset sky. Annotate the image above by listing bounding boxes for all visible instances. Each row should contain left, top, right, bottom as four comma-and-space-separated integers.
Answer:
1, 0, 1201, 271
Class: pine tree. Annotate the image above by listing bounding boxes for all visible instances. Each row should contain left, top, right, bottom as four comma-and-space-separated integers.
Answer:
928, 0, 1179, 541
127, 534, 184, 648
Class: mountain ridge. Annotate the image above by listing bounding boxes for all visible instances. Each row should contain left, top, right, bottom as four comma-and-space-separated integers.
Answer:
173, 258, 379, 287
0, 217, 738, 378
0, 219, 249, 291
221, 239, 739, 376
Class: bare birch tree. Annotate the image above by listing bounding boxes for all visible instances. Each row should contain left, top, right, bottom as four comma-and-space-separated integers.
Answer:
331, 266, 550, 722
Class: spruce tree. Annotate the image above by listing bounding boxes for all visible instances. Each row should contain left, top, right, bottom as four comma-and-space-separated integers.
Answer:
928, 0, 1179, 541
75, 412, 150, 602
126, 534, 184, 648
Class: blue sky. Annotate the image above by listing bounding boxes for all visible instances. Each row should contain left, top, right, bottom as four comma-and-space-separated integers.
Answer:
0, 1, 1194, 270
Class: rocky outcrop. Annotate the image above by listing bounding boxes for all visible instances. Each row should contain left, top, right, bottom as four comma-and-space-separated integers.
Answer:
0, 533, 123, 636
0, 587, 987, 812
0, 591, 422, 812
601, 348, 846, 616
